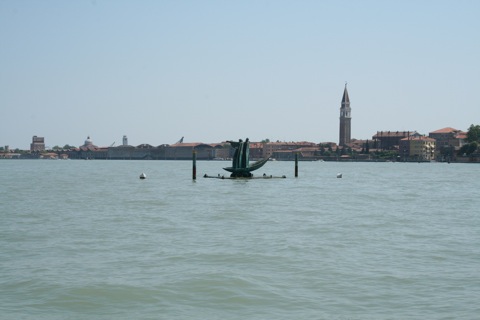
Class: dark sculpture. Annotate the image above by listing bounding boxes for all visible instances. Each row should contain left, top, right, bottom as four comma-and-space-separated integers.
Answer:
223, 138, 269, 177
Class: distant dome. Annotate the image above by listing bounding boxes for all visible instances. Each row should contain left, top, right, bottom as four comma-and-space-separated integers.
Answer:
84, 136, 93, 146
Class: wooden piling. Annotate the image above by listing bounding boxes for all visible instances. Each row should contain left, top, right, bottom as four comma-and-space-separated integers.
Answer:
295, 152, 298, 177
192, 150, 197, 180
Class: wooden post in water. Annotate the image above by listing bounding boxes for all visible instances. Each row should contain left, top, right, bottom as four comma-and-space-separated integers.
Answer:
192, 150, 197, 180
295, 152, 298, 177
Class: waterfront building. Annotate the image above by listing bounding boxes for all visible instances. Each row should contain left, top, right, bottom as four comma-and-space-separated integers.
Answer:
0, 152, 21, 159
399, 136, 436, 161
262, 141, 317, 159
429, 127, 466, 157
81, 136, 97, 149
272, 146, 319, 161
30, 136, 45, 151
40, 152, 59, 159
123, 135, 128, 146
108, 144, 143, 160
165, 142, 219, 160
76, 136, 107, 159
372, 131, 417, 150
339, 84, 351, 146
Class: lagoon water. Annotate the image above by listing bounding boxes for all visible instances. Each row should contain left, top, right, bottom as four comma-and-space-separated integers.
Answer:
1, 160, 479, 319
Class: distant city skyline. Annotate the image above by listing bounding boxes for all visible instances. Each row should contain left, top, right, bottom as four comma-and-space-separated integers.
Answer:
1, 1, 479, 149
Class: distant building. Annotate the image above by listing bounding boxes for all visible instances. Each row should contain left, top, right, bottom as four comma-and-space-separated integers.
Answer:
399, 136, 436, 161
428, 127, 467, 151
262, 141, 317, 159
30, 136, 45, 151
339, 84, 351, 146
123, 135, 128, 146
247, 142, 264, 160
40, 152, 58, 159
372, 131, 417, 150
165, 142, 218, 160
81, 136, 97, 149
75, 136, 107, 159
212, 142, 232, 160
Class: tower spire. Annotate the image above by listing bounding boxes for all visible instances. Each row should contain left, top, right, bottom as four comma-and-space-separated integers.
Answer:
339, 83, 351, 146
342, 83, 350, 104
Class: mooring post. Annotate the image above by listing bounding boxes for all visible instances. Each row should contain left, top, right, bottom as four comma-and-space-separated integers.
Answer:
295, 152, 298, 177
192, 150, 197, 180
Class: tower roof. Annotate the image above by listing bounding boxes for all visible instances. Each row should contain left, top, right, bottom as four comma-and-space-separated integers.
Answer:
342, 84, 350, 104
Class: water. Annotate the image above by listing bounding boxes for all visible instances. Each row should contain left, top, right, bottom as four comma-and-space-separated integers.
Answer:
1, 160, 479, 319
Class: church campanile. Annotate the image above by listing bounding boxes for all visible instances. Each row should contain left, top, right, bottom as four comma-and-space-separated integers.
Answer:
339, 83, 351, 146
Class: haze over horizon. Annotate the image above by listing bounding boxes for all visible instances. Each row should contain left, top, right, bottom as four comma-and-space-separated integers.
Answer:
1, 0, 479, 150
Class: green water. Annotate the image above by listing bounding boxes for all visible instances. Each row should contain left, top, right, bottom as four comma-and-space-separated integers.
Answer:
1, 160, 479, 319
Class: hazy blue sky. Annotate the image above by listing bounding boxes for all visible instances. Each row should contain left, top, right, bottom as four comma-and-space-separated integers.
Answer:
1, 0, 479, 149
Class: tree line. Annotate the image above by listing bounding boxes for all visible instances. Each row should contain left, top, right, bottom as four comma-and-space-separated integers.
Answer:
459, 124, 480, 155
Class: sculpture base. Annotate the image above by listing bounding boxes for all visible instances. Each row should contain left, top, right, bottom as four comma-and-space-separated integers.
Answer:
230, 172, 252, 178
203, 174, 286, 180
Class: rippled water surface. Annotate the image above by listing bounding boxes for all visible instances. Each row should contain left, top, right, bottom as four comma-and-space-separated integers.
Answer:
1, 160, 479, 319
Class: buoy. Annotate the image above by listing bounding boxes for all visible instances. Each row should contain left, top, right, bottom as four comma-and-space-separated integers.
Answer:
337, 173, 342, 178
140, 173, 146, 179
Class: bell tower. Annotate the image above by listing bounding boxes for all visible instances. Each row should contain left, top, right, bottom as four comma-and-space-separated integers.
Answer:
339, 83, 351, 146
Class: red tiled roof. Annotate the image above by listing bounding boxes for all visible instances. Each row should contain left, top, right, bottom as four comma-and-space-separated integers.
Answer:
170, 142, 203, 147
373, 131, 412, 138
266, 141, 316, 146
295, 147, 319, 151
430, 127, 459, 134
170, 142, 215, 148
249, 143, 264, 148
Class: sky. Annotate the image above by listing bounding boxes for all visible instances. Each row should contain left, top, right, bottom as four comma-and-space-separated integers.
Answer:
1, 0, 479, 149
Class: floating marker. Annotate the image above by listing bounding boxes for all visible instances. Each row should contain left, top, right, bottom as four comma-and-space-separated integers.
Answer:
192, 150, 197, 180
140, 173, 147, 179
295, 153, 298, 177
337, 173, 342, 178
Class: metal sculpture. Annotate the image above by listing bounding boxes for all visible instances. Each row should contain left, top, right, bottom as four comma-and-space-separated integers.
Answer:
223, 138, 269, 177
